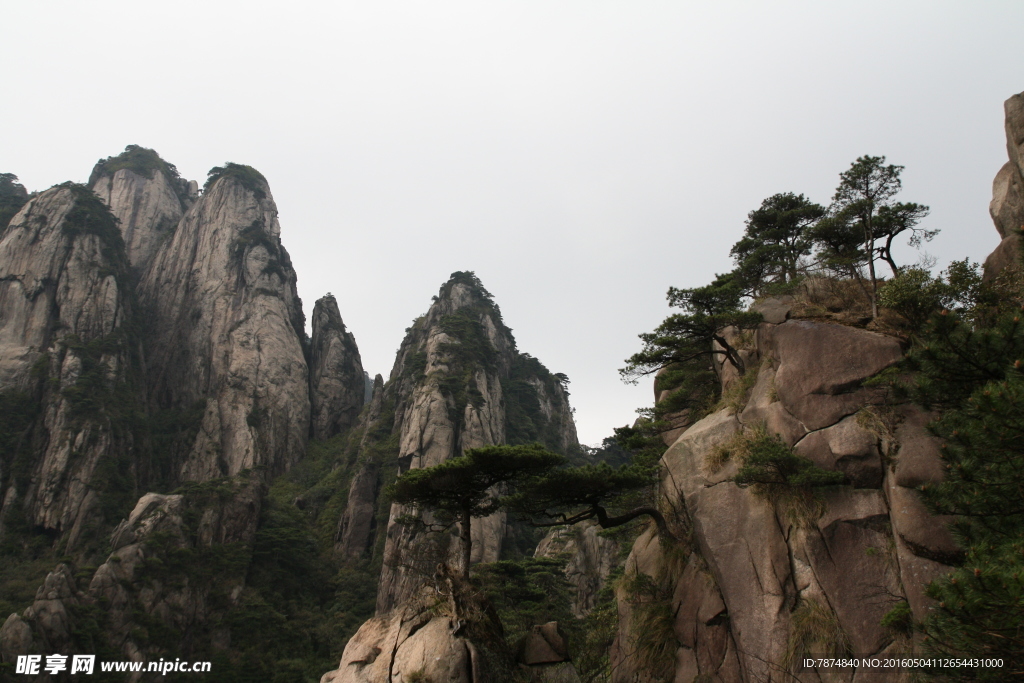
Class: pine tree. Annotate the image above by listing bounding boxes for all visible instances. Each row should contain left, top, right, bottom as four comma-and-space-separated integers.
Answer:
730, 192, 824, 296
387, 444, 562, 578
898, 294, 1024, 676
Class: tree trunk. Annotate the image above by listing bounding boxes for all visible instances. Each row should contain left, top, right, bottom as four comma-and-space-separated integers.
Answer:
593, 504, 677, 543
866, 212, 879, 319
882, 232, 900, 277
459, 508, 472, 579
711, 333, 745, 376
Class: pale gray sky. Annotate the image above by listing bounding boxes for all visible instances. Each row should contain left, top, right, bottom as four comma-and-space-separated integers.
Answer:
3, 1, 1022, 445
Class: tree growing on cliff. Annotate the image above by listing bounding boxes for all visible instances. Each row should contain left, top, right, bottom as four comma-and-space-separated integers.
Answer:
811, 156, 933, 318
621, 273, 762, 382
504, 461, 676, 541
890, 272, 1024, 673
730, 192, 825, 296
387, 444, 563, 578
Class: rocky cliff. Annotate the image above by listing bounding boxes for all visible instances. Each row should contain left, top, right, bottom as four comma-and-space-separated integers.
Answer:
139, 163, 310, 481
310, 294, 365, 440
985, 92, 1024, 277
0, 184, 138, 552
88, 145, 194, 274
0, 148, 370, 679
609, 318, 954, 682
329, 272, 579, 615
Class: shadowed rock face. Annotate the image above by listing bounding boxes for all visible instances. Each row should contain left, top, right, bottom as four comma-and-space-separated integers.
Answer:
140, 168, 310, 481
534, 522, 620, 618
0, 185, 136, 547
310, 294, 365, 440
0, 480, 261, 667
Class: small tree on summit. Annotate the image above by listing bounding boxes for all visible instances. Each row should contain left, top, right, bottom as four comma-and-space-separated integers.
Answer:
730, 192, 825, 296
811, 156, 932, 318
387, 444, 563, 578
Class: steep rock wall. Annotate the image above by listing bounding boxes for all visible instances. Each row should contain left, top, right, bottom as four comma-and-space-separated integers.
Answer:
310, 294, 365, 440
0, 185, 137, 550
88, 153, 189, 274
139, 167, 310, 481
329, 272, 578, 615
985, 91, 1024, 278
613, 318, 956, 682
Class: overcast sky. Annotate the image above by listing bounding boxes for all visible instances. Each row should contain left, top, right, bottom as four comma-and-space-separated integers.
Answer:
3, 2, 1022, 445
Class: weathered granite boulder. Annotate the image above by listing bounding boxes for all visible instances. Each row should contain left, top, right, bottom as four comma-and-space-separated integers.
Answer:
321, 567, 507, 683
751, 295, 794, 324
761, 320, 903, 431
521, 622, 570, 665
985, 91, 1024, 280
794, 415, 883, 488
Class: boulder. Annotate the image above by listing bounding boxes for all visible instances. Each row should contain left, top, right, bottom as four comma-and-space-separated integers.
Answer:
739, 363, 807, 446
1005, 91, 1024, 177
983, 233, 1021, 281
989, 161, 1024, 239
794, 415, 883, 488
984, 91, 1024, 281
893, 406, 945, 488
886, 477, 960, 564
0, 614, 33, 661
521, 622, 570, 665
801, 490, 901, 655
321, 568, 506, 683
751, 295, 794, 324
892, 532, 954, 624
763, 320, 902, 431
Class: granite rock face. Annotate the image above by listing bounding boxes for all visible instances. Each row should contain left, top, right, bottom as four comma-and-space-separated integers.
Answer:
140, 167, 310, 481
89, 164, 186, 274
374, 274, 577, 612
320, 567, 507, 683
310, 294, 365, 440
986, 91, 1024, 279
534, 522, 620, 618
0, 185, 136, 548
0, 479, 262, 669
615, 317, 954, 682
328, 273, 578, 616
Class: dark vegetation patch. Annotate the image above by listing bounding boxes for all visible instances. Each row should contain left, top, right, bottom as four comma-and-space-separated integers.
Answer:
0, 172, 29, 230
59, 183, 131, 284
